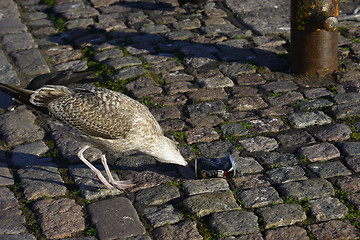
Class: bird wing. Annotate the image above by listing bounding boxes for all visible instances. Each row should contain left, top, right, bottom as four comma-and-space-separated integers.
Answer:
33, 86, 144, 139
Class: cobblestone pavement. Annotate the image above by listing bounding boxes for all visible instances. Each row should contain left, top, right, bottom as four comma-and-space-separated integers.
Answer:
0, 0, 360, 239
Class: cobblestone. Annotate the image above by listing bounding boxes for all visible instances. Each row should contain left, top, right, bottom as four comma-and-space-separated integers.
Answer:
1, 0, 360, 239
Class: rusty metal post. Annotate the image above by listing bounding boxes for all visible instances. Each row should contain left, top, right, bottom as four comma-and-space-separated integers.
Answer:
291, 0, 339, 75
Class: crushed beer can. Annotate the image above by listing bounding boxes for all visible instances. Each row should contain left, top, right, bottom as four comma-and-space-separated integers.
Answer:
195, 155, 235, 179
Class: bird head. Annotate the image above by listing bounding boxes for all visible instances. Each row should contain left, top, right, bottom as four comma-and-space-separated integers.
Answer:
149, 136, 188, 166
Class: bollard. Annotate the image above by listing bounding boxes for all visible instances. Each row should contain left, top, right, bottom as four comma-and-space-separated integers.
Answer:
291, 0, 339, 75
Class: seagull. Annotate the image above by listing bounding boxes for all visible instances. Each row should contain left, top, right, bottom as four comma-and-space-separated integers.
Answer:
0, 82, 188, 190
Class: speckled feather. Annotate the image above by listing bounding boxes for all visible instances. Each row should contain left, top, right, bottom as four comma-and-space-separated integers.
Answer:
0, 83, 187, 166
31, 85, 162, 147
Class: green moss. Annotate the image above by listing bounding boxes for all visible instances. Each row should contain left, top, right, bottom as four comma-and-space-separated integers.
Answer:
84, 227, 97, 236
49, 14, 66, 32
41, 0, 56, 6
298, 155, 308, 163
138, 96, 154, 108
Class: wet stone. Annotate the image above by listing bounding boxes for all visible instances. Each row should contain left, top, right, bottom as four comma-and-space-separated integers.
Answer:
10, 49, 50, 75
239, 136, 278, 153
112, 66, 146, 80
298, 143, 340, 162
0, 187, 26, 234
0, 163, 14, 186
343, 155, 360, 172
0, 107, 44, 147
238, 186, 283, 208
259, 81, 298, 93
221, 123, 249, 136
314, 124, 352, 142
228, 96, 268, 111
250, 117, 289, 133
337, 142, 360, 156
18, 165, 67, 201
331, 102, 360, 119
288, 111, 331, 128
279, 178, 335, 201
209, 210, 259, 236
144, 205, 183, 228
235, 157, 264, 175
302, 87, 333, 99
307, 161, 351, 178
32, 198, 85, 239
11, 141, 50, 167
134, 184, 180, 206
183, 191, 240, 217
69, 165, 122, 201
152, 221, 203, 240
186, 126, 220, 144
308, 197, 348, 221
264, 226, 309, 240
256, 204, 306, 229
231, 174, 270, 191
277, 130, 315, 148
266, 166, 307, 184
196, 141, 240, 159
182, 178, 229, 196
298, 99, 334, 111
336, 176, 360, 193
268, 91, 304, 106
307, 220, 359, 240
260, 152, 300, 168
87, 197, 146, 240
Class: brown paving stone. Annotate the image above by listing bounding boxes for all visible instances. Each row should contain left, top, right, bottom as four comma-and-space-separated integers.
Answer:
0, 187, 26, 234
152, 221, 203, 240
307, 220, 359, 240
185, 126, 220, 144
187, 115, 224, 127
88, 197, 146, 240
265, 226, 309, 240
343, 156, 360, 172
152, 94, 188, 106
230, 174, 271, 191
259, 105, 294, 117
32, 198, 85, 239
150, 106, 181, 121
159, 119, 186, 132
314, 124, 352, 142
186, 88, 228, 102
277, 130, 315, 148
347, 192, 360, 210
298, 143, 340, 162
222, 233, 264, 240
336, 176, 360, 193
235, 73, 266, 85
228, 96, 268, 111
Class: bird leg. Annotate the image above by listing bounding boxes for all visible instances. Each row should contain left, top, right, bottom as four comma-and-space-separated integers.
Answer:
78, 146, 134, 190
100, 154, 134, 190
77, 146, 114, 189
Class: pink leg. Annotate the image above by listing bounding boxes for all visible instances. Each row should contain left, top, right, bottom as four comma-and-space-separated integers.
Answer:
100, 154, 134, 190
77, 146, 114, 189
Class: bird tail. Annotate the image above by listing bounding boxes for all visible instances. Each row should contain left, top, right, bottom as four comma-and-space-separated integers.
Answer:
0, 83, 34, 106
